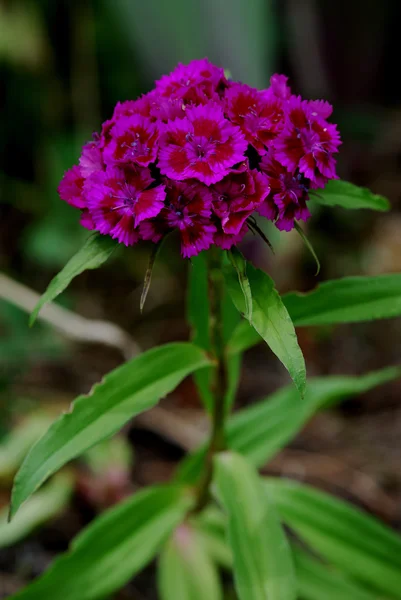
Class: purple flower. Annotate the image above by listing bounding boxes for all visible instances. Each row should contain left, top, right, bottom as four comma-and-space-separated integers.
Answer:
155, 58, 226, 104
274, 96, 341, 187
211, 167, 270, 235
158, 103, 247, 185
57, 60, 341, 257
214, 222, 248, 250
79, 139, 103, 177
58, 165, 86, 209
259, 154, 310, 231
103, 115, 159, 168
86, 166, 165, 246
141, 181, 216, 257
225, 83, 284, 155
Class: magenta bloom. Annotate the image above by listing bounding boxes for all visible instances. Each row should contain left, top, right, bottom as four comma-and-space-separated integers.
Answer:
225, 83, 284, 155
259, 154, 310, 231
158, 103, 247, 185
274, 96, 341, 187
141, 181, 216, 258
58, 165, 85, 209
58, 59, 341, 256
212, 167, 270, 235
86, 166, 165, 246
155, 58, 225, 104
104, 115, 159, 167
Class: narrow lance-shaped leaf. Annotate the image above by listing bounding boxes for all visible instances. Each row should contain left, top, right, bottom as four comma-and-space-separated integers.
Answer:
294, 222, 320, 275
0, 473, 73, 549
284, 274, 401, 327
10, 342, 211, 518
214, 452, 296, 600
292, 544, 381, 600
265, 478, 401, 599
311, 180, 390, 212
192, 509, 382, 600
227, 247, 253, 323
140, 240, 162, 312
176, 366, 401, 484
30, 233, 118, 325
229, 274, 401, 354
158, 524, 222, 600
10, 485, 194, 600
224, 259, 306, 397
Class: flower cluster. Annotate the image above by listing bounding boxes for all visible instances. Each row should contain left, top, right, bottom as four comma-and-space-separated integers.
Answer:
59, 59, 341, 257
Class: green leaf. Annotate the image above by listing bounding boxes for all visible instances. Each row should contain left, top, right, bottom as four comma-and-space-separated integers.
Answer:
311, 180, 390, 212
227, 248, 253, 323
0, 473, 73, 548
0, 413, 53, 482
10, 342, 211, 518
292, 545, 383, 600
176, 366, 401, 484
265, 479, 401, 598
214, 452, 296, 600
224, 259, 306, 397
284, 274, 401, 327
30, 233, 118, 325
140, 240, 162, 312
294, 222, 320, 275
192, 508, 233, 570
229, 274, 401, 353
158, 524, 222, 600
10, 485, 193, 600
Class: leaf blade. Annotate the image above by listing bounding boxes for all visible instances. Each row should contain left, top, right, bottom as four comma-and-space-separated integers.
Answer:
227, 248, 253, 323
229, 274, 401, 353
158, 525, 222, 600
0, 473, 73, 549
214, 452, 296, 600
10, 485, 193, 600
176, 366, 401, 484
284, 274, 401, 327
30, 233, 118, 325
10, 342, 211, 518
224, 260, 306, 397
311, 180, 390, 212
292, 545, 383, 600
265, 478, 401, 598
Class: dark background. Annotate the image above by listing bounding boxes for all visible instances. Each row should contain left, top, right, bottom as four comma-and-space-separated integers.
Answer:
1, 1, 401, 597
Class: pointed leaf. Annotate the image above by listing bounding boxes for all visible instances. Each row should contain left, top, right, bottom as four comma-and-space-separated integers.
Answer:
176, 366, 401, 484
294, 222, 320, 275
140, 240, 162, 312
0, 473, 73, 548
224, 259, 306, 397
10, 485, 193, 600
265, 478, 401, 598
30, 234, 118, 325
227, 248, 253, 323
284, 274, 401, 326
311, 180, 390, 212
214, 452, 296, 600
10, 342, 211, 518
158, 524, 222, 600
292, 545, 383, 600
229, 274, 401, 353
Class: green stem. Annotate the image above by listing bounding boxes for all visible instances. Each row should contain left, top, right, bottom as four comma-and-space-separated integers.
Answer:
194, 248, 228, 511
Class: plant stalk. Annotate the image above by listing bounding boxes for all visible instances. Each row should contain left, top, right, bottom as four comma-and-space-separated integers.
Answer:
194, 248, 228, 511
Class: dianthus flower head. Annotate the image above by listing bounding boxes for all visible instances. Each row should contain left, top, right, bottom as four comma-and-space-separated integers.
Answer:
158, 102, 247, 185
58, 58, 341, 257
